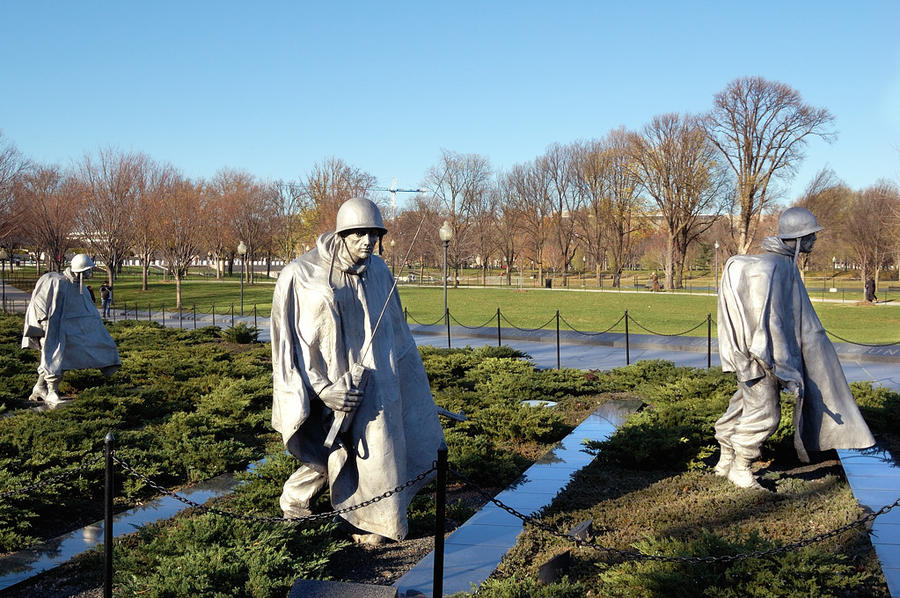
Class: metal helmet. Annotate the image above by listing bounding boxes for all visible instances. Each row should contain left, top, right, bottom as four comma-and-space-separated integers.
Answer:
777, 207, 823, 239
70, 253, 95, 273
335, 197, 387, 236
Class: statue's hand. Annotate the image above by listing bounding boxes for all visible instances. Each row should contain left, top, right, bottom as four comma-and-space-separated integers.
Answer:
319, 380, 362, 413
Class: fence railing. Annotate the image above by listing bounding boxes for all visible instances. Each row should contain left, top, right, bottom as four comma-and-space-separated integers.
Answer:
2, 434, 899, 597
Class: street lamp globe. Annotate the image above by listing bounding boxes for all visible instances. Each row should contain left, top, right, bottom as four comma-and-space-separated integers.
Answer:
439, 221, 453, 243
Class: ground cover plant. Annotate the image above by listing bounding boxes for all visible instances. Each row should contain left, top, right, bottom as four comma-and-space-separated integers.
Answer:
466, 361, 900, 598
0, 313, 277, 554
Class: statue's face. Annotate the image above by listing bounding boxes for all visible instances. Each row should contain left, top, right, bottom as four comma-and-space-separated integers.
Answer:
799, 232, 817, 254
341, 229, 380, 264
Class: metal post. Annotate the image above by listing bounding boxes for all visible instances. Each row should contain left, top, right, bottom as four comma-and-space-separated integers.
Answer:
1, 257, 6, 312
162, 304, 165, 327
231, 303, 234, 327
625, 310, 630, 365
104, 432, 115, 598
254, 304, 257, 328
707, 313, 712, 370
212, 303, 215, 327
497, 307, 501, 347
404, 306, 408, 323
556, 309, 561, 369
442, 239, 449, 342
240, 259, 245, 316
193, 304, 196, 329
178, 307, 183, 329
433, 442, 448, 598
148, 303, 150, 322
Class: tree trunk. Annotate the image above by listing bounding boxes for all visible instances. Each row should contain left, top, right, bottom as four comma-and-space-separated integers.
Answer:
665, 234, 675, 290
175, 272, 183, 309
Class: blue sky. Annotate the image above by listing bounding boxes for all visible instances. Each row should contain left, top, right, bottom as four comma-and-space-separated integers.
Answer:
2, 1, 898, 208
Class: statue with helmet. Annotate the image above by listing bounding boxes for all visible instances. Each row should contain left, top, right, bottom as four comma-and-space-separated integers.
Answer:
21, 254, 121, 407
270, 197, 444, 544
714, 207, 874, 489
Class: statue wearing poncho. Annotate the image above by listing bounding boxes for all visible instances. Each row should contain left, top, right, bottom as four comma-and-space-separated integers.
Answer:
22, 259, 120, 406
270, 229, 444, 541
715, 208, 874, 489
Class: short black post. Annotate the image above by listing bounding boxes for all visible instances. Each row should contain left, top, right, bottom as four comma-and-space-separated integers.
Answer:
162, 304, 165, 327
625, 310, 630, 365
404, 306, 408, 323
707, 313, 712, 370
254, 304, 257, 328
178, 307, 183, 329
212, 303, 216, 328
123, 302, 127, 320
104, 432, 115, 598
193, 304, 197, 329
147, 302, 150, 322
433, 442, 448, 598
497, 307, 501, 347
445, 308, 451, 349
556, 309, 561, 369
231, 303, 234, 328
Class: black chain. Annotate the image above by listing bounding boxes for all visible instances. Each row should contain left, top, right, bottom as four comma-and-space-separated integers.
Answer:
449, 313, 497, 330
113, 455, 436, 524
559, 313, 625, 336
0, 455, 104, 498
627, 316, 708, 337
499, 313, 557, 333
407, 312, 446, 326
824, 330, 900, 348
448, 467, 900, 564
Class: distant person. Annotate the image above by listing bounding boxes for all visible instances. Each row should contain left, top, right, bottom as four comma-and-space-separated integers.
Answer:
864, 277, 877, 303
270, 198, 444, 544
22, 254, 120, 407
86, 284, 96, 305
100, 282, 112, 318
650, 271, 660, 292
715, 207, 874, 489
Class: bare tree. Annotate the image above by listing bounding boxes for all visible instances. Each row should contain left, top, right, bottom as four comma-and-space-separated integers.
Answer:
703, 76, 835, 254
423, 149, 492, 285
794, 168, 852, 272
0, 132, 31, 249
541, 143, 582, 286
494, 176, 525, 286
78, 148, 148, 284
18, 165, 82, 271
573, 131, 646, 287
271, 180, 316, 263
632, 113, 727, 289
133, 161, 176, 290
156, 175, 205, 309
302, 157, 377, 235
842, 181, 900, 299
507, 160, 553, 284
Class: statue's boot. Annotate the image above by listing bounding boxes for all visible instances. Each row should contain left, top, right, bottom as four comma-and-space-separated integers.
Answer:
714, 446, 734, 477
43, 380, 63, 407
727, 457, 764, 490
29, 376, 48, 402
350, 532, 389, 546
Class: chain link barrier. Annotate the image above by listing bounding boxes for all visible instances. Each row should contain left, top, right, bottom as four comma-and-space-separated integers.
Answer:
448, 466, 900, 564
627, 316, 708, 338
0, 454, 103, 498
824, 330, 900, 348
449, 313, 498, 330
499, 312, 557, 333
559, 313, 626, 336
407, 312, 447, 327
112, 454, 436, 524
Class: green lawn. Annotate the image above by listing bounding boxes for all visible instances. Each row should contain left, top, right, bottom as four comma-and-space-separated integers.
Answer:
11, 267, 898, 344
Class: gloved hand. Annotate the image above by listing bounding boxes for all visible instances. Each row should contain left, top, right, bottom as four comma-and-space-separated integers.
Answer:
319, 379, 362, 412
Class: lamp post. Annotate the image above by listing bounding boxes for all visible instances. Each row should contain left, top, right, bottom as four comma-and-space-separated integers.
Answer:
439, 221, 453, 347
390, 238, 396, 277
714, 241, 720, 295
237, 241, 247, 316
0, 248, 8, 313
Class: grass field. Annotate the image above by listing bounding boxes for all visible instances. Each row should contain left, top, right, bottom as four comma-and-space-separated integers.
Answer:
6, 266, 899, 344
